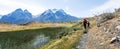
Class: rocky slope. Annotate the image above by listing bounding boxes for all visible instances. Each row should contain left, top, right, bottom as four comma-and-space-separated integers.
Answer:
86, 17, 120, 49
89, 12, 120, 49
77, 8, 120, 49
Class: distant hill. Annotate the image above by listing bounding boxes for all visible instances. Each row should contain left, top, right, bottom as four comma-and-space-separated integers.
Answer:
34, 9, 79, 22
0, 8, 32, 24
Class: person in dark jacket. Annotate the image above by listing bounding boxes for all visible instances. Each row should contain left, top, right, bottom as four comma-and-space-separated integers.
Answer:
87, 21, 90, 28
83, 19, 91, 33
83, 19, 87, 30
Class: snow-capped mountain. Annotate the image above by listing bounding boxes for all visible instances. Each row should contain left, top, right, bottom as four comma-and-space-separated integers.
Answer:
0, 8, 32, 24
35, 9, 79, 22
0, 15, 2, 18
0, 8, 79, 24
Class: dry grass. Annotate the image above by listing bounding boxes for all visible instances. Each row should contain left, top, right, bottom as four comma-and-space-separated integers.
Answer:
0, 22, 73, 32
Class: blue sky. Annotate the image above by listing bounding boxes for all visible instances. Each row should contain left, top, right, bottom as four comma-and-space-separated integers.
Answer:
0, 0, 120, 18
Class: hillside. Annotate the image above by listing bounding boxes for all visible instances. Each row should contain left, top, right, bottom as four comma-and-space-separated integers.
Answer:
77, 8, 120, 49
86, 17, 120, 49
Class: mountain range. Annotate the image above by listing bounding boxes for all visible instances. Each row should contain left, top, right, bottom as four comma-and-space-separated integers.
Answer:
0, 8, 79, 24
35, 9, 79, 22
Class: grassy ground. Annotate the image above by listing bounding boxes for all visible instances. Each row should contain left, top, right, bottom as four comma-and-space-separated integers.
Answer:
0, 26, 70, 49
39, 22, 84, 49
40, 30, 83, 49
0, 22, 83, 49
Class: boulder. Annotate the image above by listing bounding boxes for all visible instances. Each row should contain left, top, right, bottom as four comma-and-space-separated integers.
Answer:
115, 25, 120, 30
110, 36, 120, 44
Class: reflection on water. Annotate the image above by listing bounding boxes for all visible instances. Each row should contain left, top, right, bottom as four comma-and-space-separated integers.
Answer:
33, 35, 49, 48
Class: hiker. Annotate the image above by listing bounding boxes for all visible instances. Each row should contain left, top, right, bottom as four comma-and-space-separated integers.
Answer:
83, 19, 91, 33
87, 21, 90, 28
83, 19, 87, 30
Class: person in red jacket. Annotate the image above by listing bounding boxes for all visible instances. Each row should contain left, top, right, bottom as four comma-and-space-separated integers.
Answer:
83, 19, 87, 30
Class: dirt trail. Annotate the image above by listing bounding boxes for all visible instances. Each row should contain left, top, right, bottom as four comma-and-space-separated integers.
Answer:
76, 33, 88, 49
76, 25, 99, 49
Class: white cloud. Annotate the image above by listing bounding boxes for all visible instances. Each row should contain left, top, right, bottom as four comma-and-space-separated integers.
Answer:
64, 0, 69, 3
65, 6, 72, 14
90, 0, 120, 15
0, 0, 46, 15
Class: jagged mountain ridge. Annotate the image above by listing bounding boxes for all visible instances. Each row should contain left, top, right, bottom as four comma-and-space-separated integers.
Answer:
0, 8, 32, 24
0, 8, 79, 24
35, 9, 79, 22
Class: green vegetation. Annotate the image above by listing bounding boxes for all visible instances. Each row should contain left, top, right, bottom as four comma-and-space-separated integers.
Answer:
0, 27, 69, 49
40, 22, 84, 49
40, 30, 83, 49
0, 22, 84, 49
